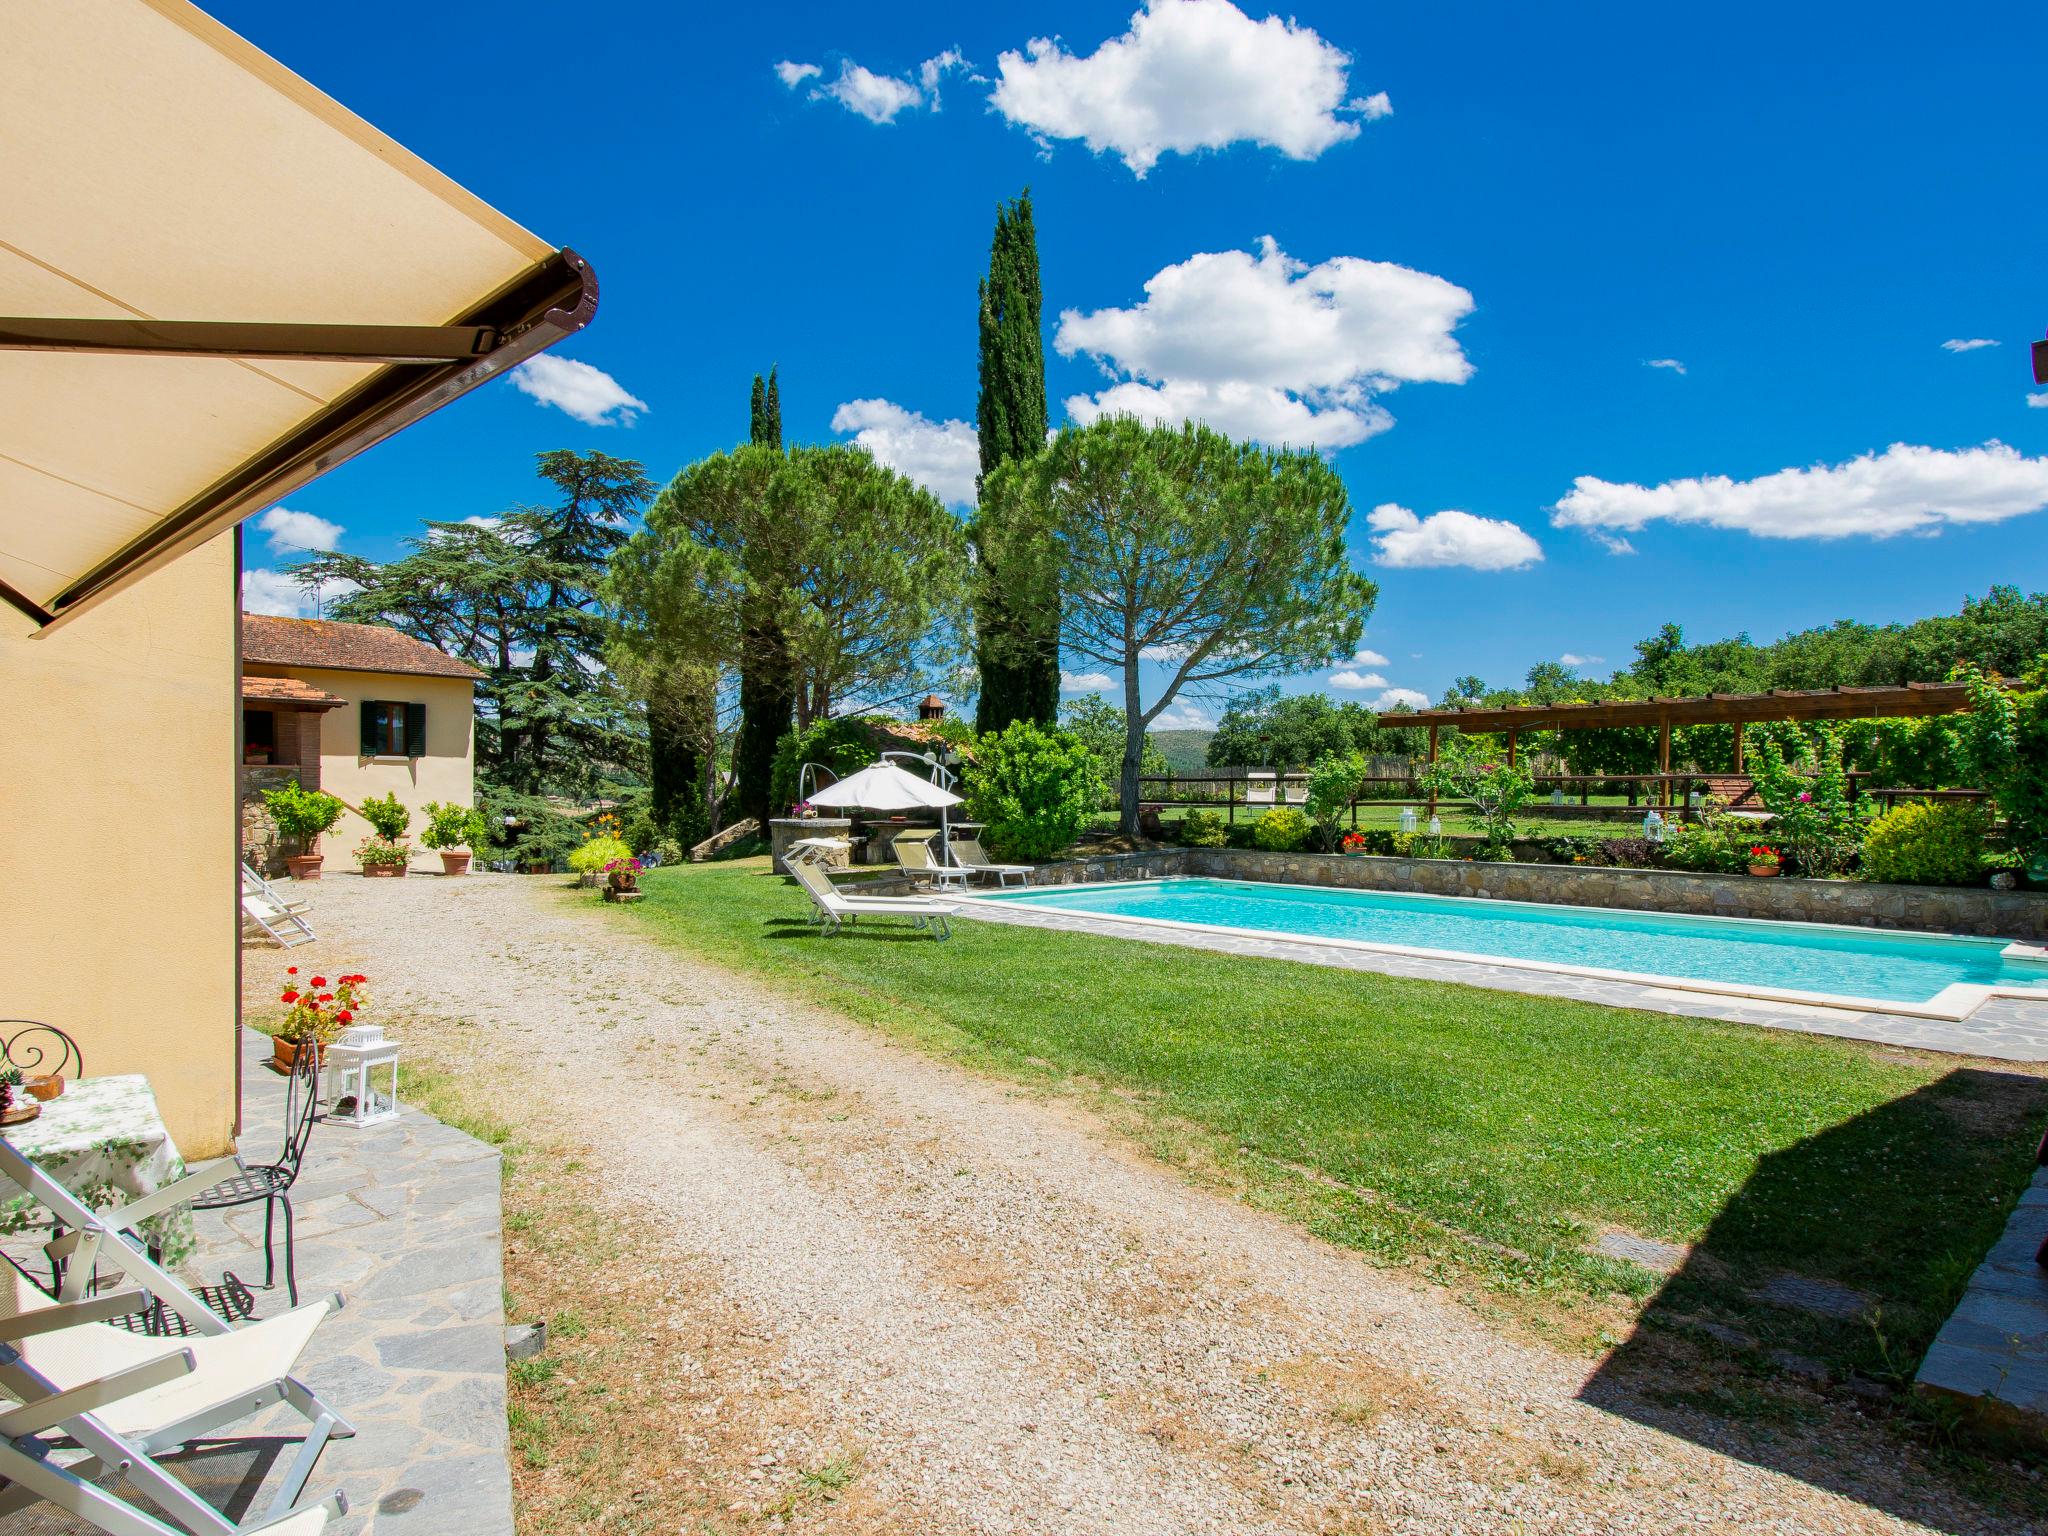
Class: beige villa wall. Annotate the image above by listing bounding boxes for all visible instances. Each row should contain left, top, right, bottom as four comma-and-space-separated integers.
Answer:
262, 668, 476, 867
0, 536, 239, 1158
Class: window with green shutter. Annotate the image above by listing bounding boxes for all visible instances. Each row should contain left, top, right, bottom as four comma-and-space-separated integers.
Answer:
360, 701, 426, 758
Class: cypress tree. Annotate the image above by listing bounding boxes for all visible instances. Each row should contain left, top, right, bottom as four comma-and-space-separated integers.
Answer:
972, 191, 1059, 732
732, 368, 796, 827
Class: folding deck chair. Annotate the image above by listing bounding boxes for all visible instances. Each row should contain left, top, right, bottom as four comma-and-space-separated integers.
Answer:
240, 866, 315, 949
941, 833, 1031, 887
786, 847, 956, 939
0, 1257, 351, 1533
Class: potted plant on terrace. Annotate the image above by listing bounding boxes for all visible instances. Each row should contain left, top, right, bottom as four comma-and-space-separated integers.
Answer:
1747, 844, 1783, 878
1340, 831, 1368, 858
262, 783, 346, 880
420, 800, 487, 877
272, 965, 365, 1073
358, 792, 412, 877
568, 833, 633, 887
603, 856, 643, 901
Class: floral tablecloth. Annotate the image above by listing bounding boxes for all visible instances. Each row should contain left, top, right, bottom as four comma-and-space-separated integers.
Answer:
0, 1075, 195, 1267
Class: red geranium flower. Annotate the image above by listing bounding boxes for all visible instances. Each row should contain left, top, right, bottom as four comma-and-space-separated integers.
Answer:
319, 992, 334, 1002
286, 966, 298, 975
280, 990, 298, 1003
310, 976, 327, 988
336, 1009, 353, 1024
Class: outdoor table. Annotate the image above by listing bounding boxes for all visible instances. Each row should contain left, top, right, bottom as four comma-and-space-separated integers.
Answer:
0, 1074, 196, 1272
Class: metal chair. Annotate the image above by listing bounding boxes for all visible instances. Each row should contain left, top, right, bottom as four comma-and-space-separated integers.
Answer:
0, 1021, 83, 1080
190, 1042, 322, 1305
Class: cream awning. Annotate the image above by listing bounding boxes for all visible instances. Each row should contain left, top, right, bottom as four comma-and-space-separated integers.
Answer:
0, 0, 596, 627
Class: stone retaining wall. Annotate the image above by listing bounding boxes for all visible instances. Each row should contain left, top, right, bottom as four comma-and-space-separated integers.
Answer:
1021, 846, 2048, 940
239, 765, 297, 877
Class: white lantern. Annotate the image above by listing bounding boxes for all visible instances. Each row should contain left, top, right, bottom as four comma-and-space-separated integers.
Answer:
323, 1026, 402, 1128
1399, 807, 1417, 834
1550, 787, 1565, 806
1427, 815, 1442, 837
1643, 809, 1665, 843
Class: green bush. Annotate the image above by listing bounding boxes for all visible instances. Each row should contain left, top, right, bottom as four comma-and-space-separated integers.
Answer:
568, 834, 635, 874
1304, 750, 1365, 849
964, 721, 1097, 861
261, 783, 344, 851
770, 717, 878, 817
419, 800, 486, 851
1861, 800, 1992, 886
1661, 821, 1752, 874
359, 792, 410, 843
1252, 806, 1310, 852
1179, 808, 1228, 847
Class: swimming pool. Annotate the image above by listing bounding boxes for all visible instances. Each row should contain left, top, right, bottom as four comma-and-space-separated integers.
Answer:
973, 877, 2048, 1018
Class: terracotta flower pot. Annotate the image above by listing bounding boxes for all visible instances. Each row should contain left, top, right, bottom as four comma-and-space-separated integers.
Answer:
607, 868, 639, 893
363, 862, 407, 878
271, 1036, 323, 1073
286, 853, 323, 881
440, 850, 473, 877
1748, 864, 1780, 878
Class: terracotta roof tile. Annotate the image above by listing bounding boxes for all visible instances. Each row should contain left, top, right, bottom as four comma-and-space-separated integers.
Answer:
241, 614, 483, 680
241, 674, 346, 708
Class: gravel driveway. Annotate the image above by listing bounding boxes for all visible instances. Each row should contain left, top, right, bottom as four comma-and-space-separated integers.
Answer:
262, 871, 2005, 1536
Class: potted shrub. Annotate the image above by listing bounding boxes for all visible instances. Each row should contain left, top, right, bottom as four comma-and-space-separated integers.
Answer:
1746, 844, 1783, 878
604, 856, 643, 900
568, 833, 633, 887
421, 800, 487, 876
358, 792, 412, 877
272, 966, 365, 1073
262, 783, 346, 880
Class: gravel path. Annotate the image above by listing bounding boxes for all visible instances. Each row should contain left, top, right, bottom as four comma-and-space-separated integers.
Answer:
275, 872, 2004, 1536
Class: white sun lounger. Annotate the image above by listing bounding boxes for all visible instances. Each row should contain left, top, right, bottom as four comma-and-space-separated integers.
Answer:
787, 848, 955, 939
240, 867, 315, 948
0, 1255, 352, 1534
890, 831, 973, 891
943, 834, 1031, 886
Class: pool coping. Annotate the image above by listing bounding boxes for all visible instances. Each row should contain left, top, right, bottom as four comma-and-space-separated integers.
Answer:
954, 875, 2048, 1024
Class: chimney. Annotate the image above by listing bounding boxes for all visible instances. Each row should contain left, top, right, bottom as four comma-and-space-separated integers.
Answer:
919, 694, 945, 722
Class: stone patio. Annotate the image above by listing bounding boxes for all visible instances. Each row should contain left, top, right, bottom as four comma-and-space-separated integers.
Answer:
19, 1028, 515, 1534
1915, 1161, 2048, 1445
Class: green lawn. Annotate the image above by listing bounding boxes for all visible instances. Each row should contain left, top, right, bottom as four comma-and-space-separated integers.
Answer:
599, 859, 2046, 1382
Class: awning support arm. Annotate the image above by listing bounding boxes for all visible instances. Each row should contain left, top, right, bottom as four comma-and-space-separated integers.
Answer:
0, 317, 501, 364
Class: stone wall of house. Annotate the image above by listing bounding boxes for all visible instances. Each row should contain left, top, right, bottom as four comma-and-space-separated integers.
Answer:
1021, 846, 2048, 940
240, 765, 298, 877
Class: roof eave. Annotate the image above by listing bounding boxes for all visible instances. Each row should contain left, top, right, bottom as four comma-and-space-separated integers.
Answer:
19, 247, 597, 633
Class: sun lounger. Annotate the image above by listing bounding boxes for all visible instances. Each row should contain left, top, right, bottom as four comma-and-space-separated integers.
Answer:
240, 867, 315, 948
944, 834, 1031, 886
889, 831, 973, 890
0, 1254, 352, 1533
1244, 771, 1277, 806
787, 849, 955, 939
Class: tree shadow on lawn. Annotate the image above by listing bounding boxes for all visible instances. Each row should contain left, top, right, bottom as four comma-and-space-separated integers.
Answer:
1582, 1065, 2048, 1529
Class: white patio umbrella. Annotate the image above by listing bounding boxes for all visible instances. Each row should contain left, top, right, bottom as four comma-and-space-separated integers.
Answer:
807, 762, 963, 861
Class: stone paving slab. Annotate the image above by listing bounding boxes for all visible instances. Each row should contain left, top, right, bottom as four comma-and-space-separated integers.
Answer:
13, 1030, 515, 1535
1915, 1163, 2048, 1439
957, 901, 2048, 1061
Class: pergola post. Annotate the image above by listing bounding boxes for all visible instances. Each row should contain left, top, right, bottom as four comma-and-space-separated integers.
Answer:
1732, 721, 1746, 773
1505, 729, 1518, 768
1658, 714, 1672, 807
1426, 724, 1440, 817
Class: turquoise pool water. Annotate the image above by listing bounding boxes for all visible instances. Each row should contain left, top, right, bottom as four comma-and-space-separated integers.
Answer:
983, 878, 2048, 1006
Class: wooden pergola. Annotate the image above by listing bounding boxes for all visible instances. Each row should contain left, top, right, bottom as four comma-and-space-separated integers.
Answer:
1381, 682, 1983, 810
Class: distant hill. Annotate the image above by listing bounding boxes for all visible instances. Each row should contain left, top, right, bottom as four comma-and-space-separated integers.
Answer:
1150, 729, 1215, 773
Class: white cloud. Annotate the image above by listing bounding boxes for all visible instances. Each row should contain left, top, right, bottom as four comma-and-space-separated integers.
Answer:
241, 567, 358, 619
255, 506, 341, 555
1151, 700, 1216, 730
1366, 503, 1543, 570
462, 515, 503, 530
1057, 237, 1472, 450
783, 51, 965, 123
511, 355, 647, 427
1551, 442, 2048, 543
1366, 687, 1429, 711
1352, 91, 1392, 121
1942, 338, 2000, 352
1328, 669, 1388, 690
1645, 357, 1687, 375
1350, 647, 1389, 666
2028, 392, 2048, 409
831, 398, 980, 508
1559, 653, 1603, 667
990, 0, 1381, 177
1062, 670, 1117, 692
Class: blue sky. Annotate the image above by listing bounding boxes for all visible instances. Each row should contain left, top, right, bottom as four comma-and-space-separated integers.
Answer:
222, 0, 2048, 728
